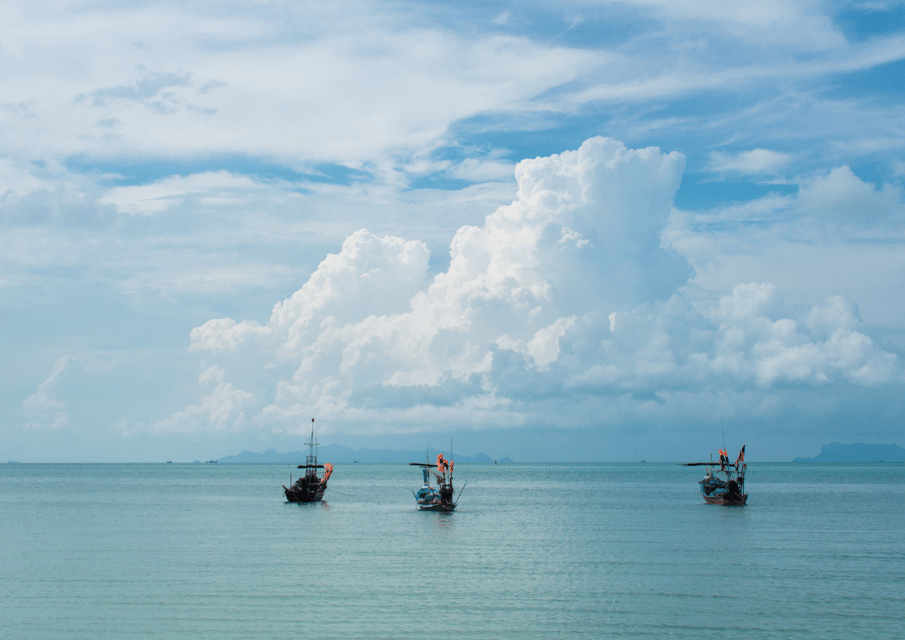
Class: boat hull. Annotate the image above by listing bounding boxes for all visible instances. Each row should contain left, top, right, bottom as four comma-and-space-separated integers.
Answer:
283, 485, 326, 503
699, 473, 746, 506
703, 492, 747, 506
417, 501, 456, 512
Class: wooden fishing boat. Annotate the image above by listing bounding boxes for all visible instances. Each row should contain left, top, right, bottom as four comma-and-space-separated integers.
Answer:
683, 445, 747, 505
410, 453, 462, 512
283, 419, 333, 503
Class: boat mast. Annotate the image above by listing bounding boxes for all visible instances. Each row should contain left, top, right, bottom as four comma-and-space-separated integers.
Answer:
720, 416, 727, 460
306, 418, 319, 469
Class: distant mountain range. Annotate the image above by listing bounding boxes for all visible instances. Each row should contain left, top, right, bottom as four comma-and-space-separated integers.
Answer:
217, 444, 514, 464
794, 443, 905, 463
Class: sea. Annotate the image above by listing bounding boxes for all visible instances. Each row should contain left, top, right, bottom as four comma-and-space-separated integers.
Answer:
2, 462, 903, 639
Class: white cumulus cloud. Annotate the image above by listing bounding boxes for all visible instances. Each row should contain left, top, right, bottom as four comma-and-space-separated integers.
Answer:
149, 366, 255, 434
172, 137, 898, 435
797, 165, 904, 221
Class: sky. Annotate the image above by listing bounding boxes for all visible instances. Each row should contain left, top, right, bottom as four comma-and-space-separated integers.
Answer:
2, 0, 904, 462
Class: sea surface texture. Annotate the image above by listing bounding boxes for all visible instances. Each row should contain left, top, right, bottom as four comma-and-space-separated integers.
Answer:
2, 462, 903, 639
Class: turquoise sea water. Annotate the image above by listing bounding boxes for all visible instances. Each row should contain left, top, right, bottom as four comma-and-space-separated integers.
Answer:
2, 462, 903, 639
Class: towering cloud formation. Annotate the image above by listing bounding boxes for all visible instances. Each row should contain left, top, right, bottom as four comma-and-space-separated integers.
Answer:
182, 138, 897, 434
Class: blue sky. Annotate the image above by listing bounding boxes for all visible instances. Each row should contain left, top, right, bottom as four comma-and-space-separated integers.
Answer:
2, 0, 904, 462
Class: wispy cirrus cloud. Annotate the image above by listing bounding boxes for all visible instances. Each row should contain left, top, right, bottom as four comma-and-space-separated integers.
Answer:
709, 149, 794, 176
22, 356, 72, 430
100, 171, 271, 215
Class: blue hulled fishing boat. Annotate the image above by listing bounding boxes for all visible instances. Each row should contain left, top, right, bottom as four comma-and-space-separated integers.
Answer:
410, 453, 461, 512
683, 445, 747, 505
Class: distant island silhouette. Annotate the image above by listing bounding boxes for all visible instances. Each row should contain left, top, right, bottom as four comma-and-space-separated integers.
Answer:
794, 442, 905, 463
216, 444, 514, 464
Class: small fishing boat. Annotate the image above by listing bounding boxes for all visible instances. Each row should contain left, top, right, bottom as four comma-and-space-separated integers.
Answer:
410, 453, 462, 512
283, 419, 333, 503
683, 445, 747, 505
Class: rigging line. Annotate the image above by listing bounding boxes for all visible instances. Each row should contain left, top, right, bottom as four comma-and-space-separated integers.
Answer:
323, 488, 355, 497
